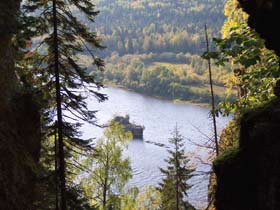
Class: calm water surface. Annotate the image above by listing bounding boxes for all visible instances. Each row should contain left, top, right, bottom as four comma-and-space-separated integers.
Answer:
81, 87, 230, 209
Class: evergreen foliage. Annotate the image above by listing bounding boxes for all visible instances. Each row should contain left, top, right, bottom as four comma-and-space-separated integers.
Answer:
157, 127, 195, 210
82, 0, 233, 104
16, 0, 107, 208
92, 0, 226, 56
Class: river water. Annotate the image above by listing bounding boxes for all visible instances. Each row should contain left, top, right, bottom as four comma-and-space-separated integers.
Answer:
81, 87, 230, 209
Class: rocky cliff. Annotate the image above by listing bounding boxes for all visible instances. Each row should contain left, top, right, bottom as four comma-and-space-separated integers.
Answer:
0, 1, 42, 209
214, 100, 280, 210
213, 1, 280, 209
238, 0, 280, 55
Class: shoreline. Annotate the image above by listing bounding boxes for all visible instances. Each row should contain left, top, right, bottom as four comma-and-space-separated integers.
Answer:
104, 82, 211, 108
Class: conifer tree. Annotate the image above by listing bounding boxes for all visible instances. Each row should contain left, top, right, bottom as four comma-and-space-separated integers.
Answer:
158, 126, 195, 210
20, 0, 107, 209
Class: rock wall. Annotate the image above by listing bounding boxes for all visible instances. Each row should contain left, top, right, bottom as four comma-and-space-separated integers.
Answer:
0, 0, 20, 102
0, 1, 42, 209
238, 0, 280, 56
213, 2, 280, 210
0, 93, 41, 210
214, 99, 280, 210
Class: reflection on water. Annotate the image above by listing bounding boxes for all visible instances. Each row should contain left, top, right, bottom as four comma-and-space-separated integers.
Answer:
81, 87, 230, 209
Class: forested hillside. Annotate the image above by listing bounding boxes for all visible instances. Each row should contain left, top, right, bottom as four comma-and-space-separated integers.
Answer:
93, 0, 226, 56
2, 0, 280, 209
78, 0, 233, 104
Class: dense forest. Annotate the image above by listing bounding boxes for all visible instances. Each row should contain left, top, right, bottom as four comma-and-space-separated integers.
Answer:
77, 0, 234, 104
1, 0, 280, 210
93, 0, 225, 56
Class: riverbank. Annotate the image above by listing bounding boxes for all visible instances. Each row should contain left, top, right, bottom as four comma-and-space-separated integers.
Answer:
83, 87, 231, 209
105, 82, 213, 108
100, 54, 236, 108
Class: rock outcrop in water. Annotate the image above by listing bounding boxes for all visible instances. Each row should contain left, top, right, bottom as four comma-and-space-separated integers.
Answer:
113, 115, 144, 139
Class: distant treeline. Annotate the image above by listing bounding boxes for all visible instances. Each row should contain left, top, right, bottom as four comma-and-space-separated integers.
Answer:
75, 0, 226, 57
77, 0, 232, 103
96, 53, 235, 104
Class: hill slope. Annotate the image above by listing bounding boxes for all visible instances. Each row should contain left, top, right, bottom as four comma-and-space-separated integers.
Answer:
81, 0, 234, 103
93, 0, 226, 56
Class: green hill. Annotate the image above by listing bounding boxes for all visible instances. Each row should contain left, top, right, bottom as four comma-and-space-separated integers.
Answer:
80, 0, 235, 103
93, 0, 226, 56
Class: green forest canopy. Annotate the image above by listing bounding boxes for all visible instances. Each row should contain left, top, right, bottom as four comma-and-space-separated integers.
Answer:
77, 0, 234, 103
93, 0, 226, 56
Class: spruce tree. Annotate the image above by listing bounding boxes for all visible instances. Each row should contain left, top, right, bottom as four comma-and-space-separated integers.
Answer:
19, 0, 107, 209
158, 126, 195, 210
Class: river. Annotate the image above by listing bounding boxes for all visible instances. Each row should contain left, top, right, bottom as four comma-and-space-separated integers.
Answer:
81, 87, 230, 209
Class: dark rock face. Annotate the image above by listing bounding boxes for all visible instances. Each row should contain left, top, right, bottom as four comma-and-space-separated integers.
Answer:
214, 3, 280, 209
0, 0, 20, 34
238, 0, 280, 56
0, 93, 41, 210
214, 100, 280, 210
0, 1, 42, 209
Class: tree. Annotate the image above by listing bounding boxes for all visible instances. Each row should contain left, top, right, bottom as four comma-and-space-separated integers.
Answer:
20, 0, 107, 209
221, 0, 248, 38
201, 2, 279, 208
83, 122, 133, 210
204, 0, 280, 114
157, 126, 195, 210
204, 24, 219, 156
119, 187, 139, 210
136, 186, 161, 210
125, 38, 133, 54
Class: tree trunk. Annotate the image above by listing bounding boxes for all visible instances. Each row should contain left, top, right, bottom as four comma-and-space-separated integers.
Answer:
204, 24, 219, 156
175, 137, 180, 210
103, 153, 110, 209
52, 0, 67, 209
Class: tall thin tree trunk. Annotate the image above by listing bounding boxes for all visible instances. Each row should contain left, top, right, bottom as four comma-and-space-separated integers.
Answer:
55, 130, 59, 210
103, 179, 108, 210
176, 163, 179, 210
176, 177, 179, 210
204, 24, 219, 156
175, 128, 179, 210
103, 153, 109, 210
52, 0, 67, 209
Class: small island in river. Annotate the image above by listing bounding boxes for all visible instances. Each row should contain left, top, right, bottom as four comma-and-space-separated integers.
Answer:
113, 115, 144, 139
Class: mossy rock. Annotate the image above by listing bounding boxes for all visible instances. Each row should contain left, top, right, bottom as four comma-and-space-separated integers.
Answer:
214, 99, 280, 210
213, 146, 240, 169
